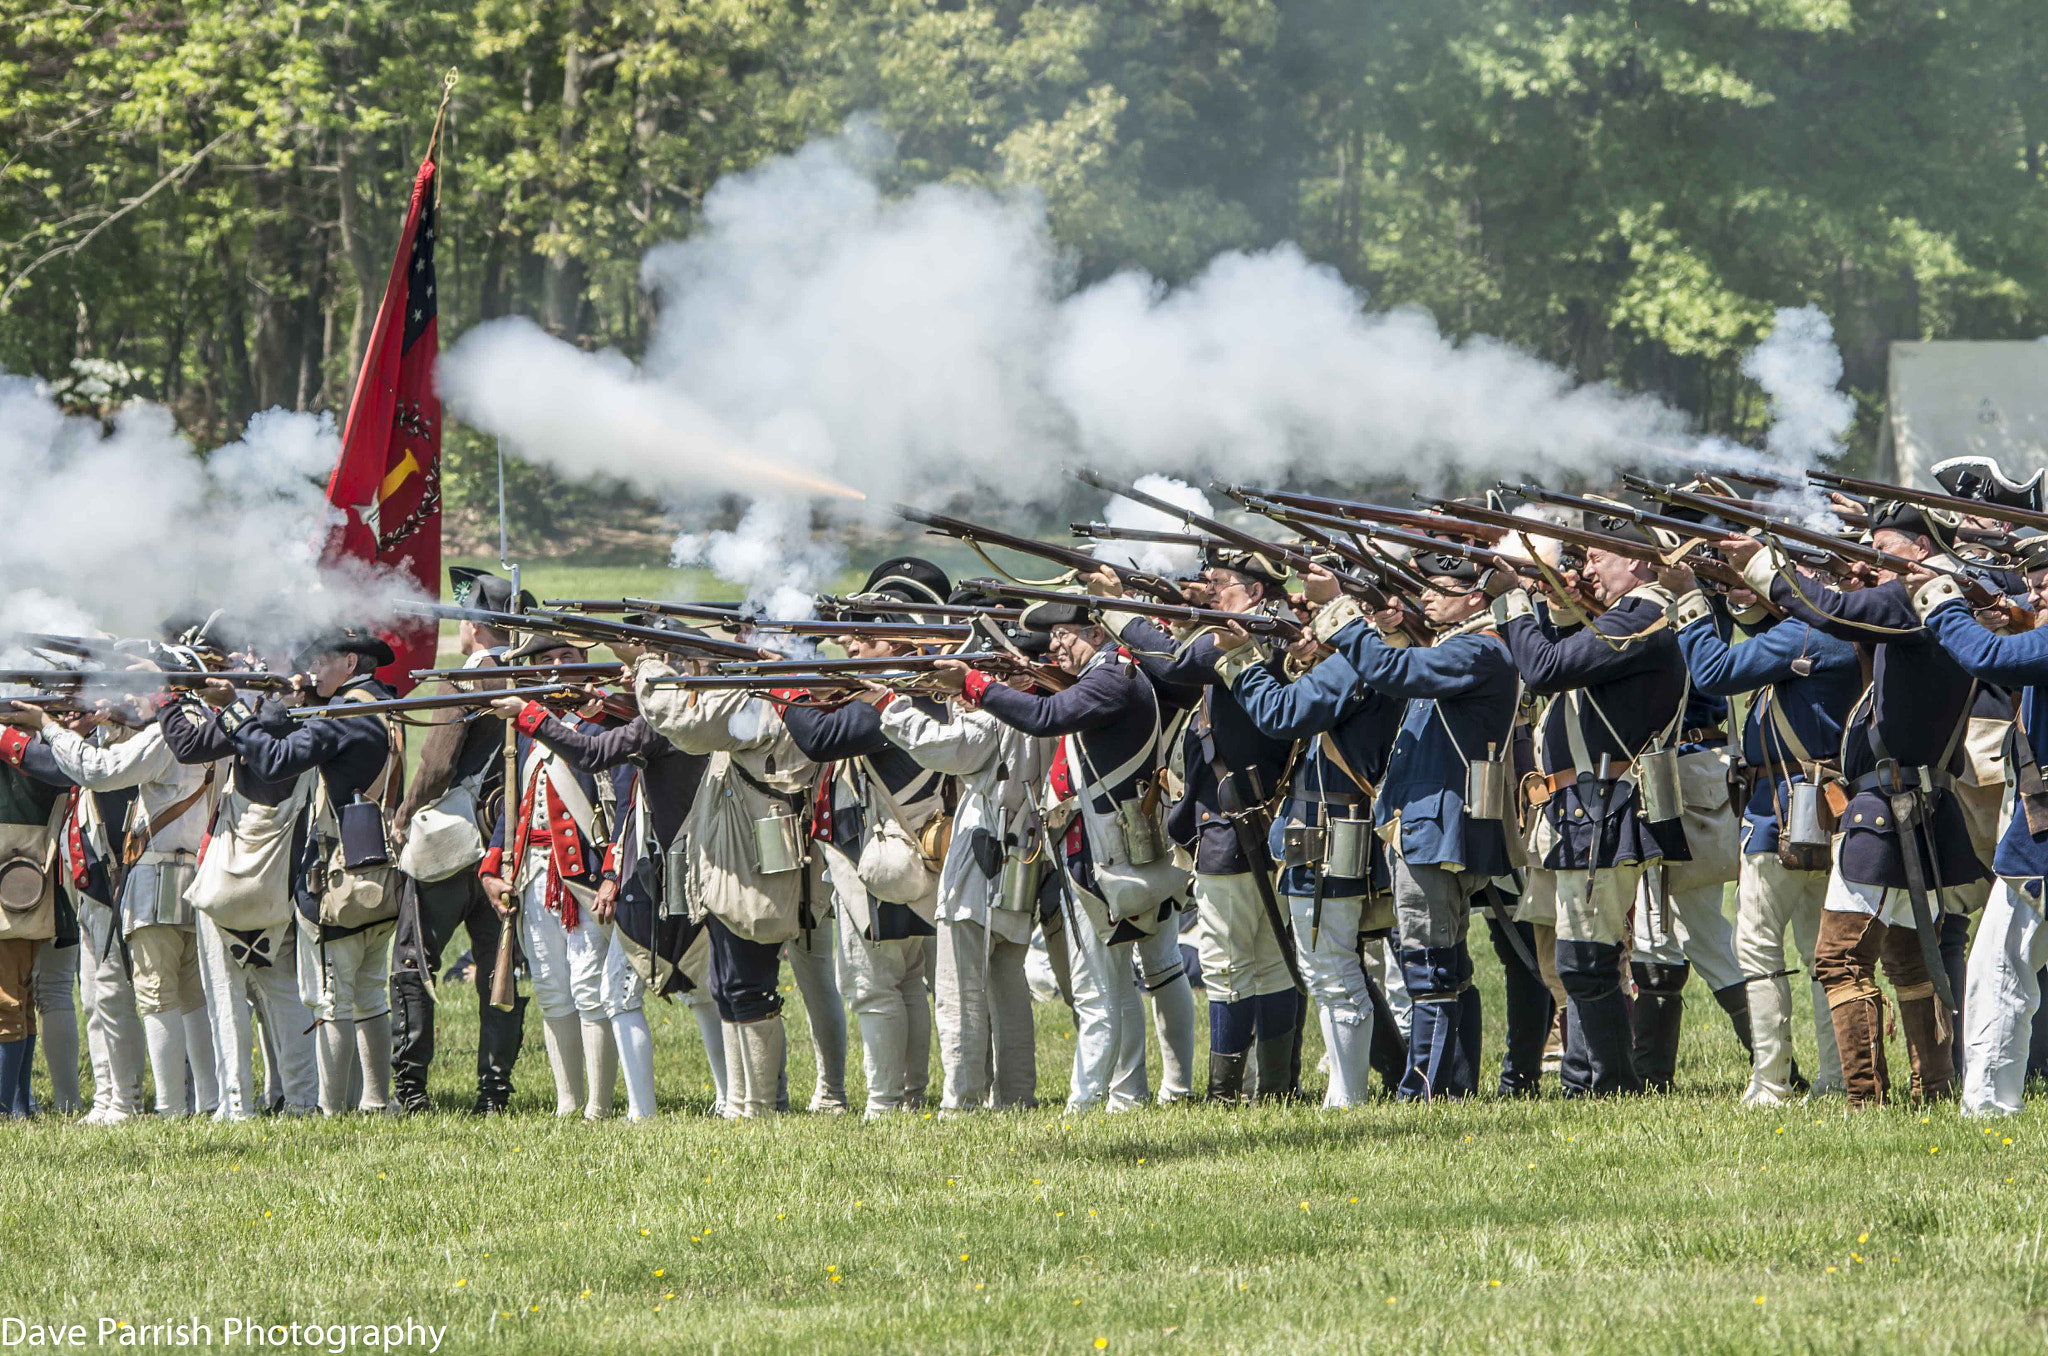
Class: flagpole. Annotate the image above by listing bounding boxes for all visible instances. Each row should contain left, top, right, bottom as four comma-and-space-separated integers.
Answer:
496, 434, 520, 612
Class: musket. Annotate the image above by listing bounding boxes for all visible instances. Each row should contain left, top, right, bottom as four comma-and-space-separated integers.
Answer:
544, 597, 980, 640
646, 672, 936, 696
1620, 478, 1998, 599
1808, 468, 2048, 536
1068, 467, 1401, 610
291, 683, 587, 720
959, 578, 1304, 639
1218, 485, 1510, 543
895, 505, 1188, 605
394, 602, 763, 662
0, 668, 297, 691
410, 661, 623, 683
1489, 485, 1766, 596
816, 595, 1025, 623
1230, 495, 1543, 584
1216, 489, 1441, 600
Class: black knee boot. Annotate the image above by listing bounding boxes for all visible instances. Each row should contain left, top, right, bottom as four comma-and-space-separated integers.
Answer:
1360, 961, 1407, 1097
1631, 961, 1688, 1092
1491, 917, 1552, 1096
1558, 940, 1641, 1097
474, 995, 526, 1114
389, 969, 435, 1114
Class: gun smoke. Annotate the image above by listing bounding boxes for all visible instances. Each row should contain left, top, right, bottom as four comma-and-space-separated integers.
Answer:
0, 374, 419, 660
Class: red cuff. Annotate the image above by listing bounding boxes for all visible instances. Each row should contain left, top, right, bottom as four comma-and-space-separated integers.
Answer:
0, 728, 27, 767
602, 842, 621, 877
515, 701, 550, 736
872, 691, 897, 711
961, 670, 994, 705
478, 846, 504, 880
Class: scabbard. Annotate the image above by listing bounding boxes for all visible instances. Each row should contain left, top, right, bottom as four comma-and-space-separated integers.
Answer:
1887, 785, 1958, 1014
1480, 879, 1540, 976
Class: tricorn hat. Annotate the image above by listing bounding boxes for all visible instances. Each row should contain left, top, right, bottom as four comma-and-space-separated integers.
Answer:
860, 556, 951, 607
1415, 552, 1484, 589
1018, 595, 1095, 631
297, 628, 396, 670
449, 566, 536, 615
1203, 547, 1288, 590
504, 632, 595, 663
1932, 455, 2044, 513
1869, 499, 1958, 543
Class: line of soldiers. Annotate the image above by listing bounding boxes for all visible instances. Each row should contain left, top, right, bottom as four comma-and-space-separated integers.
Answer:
8, 450, 2048, 1120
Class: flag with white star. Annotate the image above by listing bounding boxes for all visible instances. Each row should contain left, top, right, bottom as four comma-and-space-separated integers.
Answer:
321, 157, 443, 693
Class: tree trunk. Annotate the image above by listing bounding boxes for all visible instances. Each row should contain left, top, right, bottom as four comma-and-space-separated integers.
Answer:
337, 128, 383, 401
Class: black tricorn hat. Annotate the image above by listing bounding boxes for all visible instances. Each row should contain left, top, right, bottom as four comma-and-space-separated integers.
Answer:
1869, 499, 1957, 543
1203, 547, 1288, 590
449, 566, 535, 615
1933, 455, 2045, 513
1019, 597, 1094, 630
1008, 626, 1053, 657
298, 627, 396, 670
862, 556, 951, 607
1415, 552, 1484, 588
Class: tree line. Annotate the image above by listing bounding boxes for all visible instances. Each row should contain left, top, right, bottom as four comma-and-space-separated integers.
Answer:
4, 0, 2045, 523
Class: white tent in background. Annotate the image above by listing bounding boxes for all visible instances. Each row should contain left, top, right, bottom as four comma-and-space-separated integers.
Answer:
1881, 340, 2048, 486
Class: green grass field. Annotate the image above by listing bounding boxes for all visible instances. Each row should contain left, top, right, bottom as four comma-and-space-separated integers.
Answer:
5, 931, 2044, 1354
8, 560, 2033, 1351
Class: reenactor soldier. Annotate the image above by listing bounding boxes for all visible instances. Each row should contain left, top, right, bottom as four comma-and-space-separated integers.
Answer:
636, 644, 822, 1119
1660, 566, 1858, 1105
477, 632, 632, 1118
0, 721, 76, 1116
1306, 554, 1522, 1100
1491, 523, 1690, 1096
1217, 582, 1403, 1106
1908, 539, 2048, 1114
938, 593, 1194, 1112
1094, 551, 1303, 1101
1727, 503, 1985, 1106
225, 629, 407, 1115
28, 656, 219, 1119
389, 566, 528, 1115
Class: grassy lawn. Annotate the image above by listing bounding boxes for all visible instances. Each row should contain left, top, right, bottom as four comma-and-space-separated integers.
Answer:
5, 928, 2043, 1354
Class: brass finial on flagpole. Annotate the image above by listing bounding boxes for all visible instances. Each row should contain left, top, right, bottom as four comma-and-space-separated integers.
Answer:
427, 68, 459, 202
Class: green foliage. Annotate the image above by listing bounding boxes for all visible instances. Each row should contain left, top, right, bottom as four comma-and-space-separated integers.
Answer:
4, 0, 2046, 470
5, 918, 2044, 1353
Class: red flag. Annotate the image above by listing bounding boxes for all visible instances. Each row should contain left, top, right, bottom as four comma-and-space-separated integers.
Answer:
322, 158, 443, 694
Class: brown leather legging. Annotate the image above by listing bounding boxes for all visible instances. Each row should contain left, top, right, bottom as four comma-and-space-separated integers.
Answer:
1813, 909, 1953, 1107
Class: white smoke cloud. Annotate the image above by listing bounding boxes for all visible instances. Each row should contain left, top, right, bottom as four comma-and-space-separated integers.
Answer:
0, 374, 419, 661
1741, 305, 1854, 465
669, 498, 843, 621
440, 121, 1724, 513
1092, 476, 1213, 578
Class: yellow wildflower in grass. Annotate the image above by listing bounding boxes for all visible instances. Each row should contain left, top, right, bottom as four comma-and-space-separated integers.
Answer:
529, 1306, 539, 1314
1095, 1340, 1108, 1350
1858, 1232, 1869, 1243
1754, 1296, 1764, 1307
580, 1290, 592, 1299
655, 1269, 665, 1278
641, 1229, 650, 1237
961, 1254, 969, 1261
455, 1280, 467, 1288
1489, 1280, 1501, 1288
